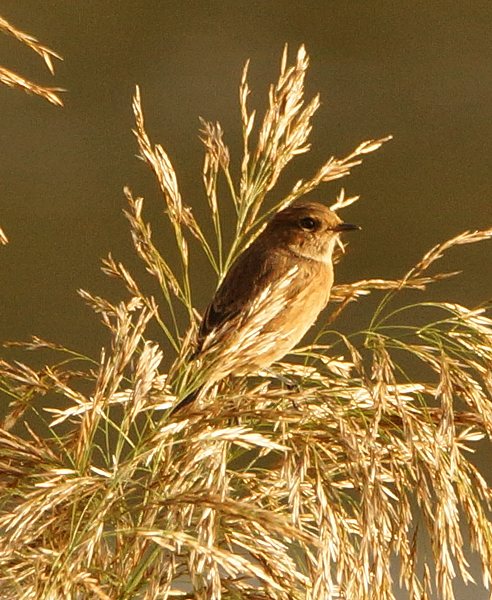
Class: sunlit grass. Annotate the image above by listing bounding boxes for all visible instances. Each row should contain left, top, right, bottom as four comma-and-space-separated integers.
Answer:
1, 43, 491, 600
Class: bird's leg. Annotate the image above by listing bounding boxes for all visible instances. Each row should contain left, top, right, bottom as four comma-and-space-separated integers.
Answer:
261, 367, 298, 390
262, 368, 301, 409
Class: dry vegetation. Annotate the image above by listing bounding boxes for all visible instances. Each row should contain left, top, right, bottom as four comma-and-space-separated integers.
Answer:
0, 14, 63, 107
0, 14, 62, 246
1, 41, 492, 600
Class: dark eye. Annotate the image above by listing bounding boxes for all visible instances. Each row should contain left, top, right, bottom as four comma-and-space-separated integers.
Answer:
299, 216, 318, 231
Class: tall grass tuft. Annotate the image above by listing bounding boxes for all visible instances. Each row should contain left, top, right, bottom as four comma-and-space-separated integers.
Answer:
1, 45, 492, 600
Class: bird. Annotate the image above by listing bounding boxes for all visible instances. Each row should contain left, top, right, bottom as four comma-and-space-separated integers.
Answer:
172, 200, 359, 413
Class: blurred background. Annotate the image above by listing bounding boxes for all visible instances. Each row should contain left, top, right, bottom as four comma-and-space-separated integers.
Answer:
1, 1, 490, 357
0, 2, 491, 596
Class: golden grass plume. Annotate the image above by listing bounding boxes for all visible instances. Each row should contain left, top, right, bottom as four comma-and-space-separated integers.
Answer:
0, 45, 491, 600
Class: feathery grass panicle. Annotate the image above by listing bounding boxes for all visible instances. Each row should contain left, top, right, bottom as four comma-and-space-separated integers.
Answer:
0, 15, 63, 243
0, 15, 61, 72
0, 67, 63, 107
0, 44, 492, 599
0, 14, 63, 107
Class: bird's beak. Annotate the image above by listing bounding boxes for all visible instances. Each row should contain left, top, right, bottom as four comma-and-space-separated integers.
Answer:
334, 222, 361, 232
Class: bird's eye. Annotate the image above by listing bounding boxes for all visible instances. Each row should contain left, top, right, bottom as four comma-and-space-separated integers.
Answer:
299, 216, 317, 231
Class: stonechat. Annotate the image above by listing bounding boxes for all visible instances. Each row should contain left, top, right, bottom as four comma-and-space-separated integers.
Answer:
173, 200, 359, 412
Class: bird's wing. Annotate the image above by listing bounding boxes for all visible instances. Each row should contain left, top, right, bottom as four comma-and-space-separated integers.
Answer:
197, 243, 292, 347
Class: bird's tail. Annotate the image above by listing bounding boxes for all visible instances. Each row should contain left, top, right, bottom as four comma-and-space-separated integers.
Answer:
170, 387, 201, 415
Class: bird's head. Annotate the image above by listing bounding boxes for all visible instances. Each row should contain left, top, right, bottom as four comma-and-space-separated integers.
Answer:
266, 200, 360, 263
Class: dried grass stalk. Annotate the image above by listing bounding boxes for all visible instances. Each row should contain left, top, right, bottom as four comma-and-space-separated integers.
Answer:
0, 14, 63, 106
0, 45, 491, 600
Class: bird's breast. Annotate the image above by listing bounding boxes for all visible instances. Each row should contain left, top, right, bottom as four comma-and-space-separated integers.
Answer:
253, 259, 333, 366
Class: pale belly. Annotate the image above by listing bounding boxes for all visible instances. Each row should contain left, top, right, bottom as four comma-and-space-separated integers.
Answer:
237, 264, 333, 372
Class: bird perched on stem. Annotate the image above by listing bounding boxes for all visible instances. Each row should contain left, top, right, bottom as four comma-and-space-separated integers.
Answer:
172, 200, 359, 413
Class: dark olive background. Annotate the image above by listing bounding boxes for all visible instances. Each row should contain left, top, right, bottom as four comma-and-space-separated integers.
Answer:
0, 2, 491, 595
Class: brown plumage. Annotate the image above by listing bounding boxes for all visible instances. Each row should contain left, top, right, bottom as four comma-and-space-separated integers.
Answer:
173, 200, 359, 412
